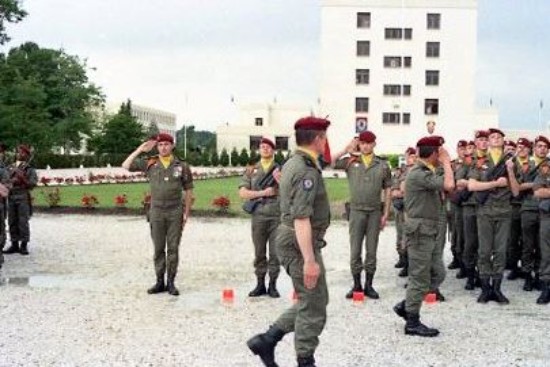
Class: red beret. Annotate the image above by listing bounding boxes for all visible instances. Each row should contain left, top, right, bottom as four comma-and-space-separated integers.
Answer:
535, 135, 550, 147
457, 140, 468, 148
294, 116, 330, 131
516, 138, 531, 148
416, 136, 445, 148
260, 137, 275, 150
488, 128, 505, 137
405, 147, 417, 155
358, 131, 376, 143
468, 140, 475, 146
156, 133, 174, 144
17, 144, 31, 156
475, 130, 489, 139
504, 140, 517, 148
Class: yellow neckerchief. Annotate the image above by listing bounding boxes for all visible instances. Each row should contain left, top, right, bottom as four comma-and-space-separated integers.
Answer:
489, 148, 502, 165
297, 147, 320, 170
159, 154, 173, 169
418, 159, 436, 173
534, 156, 545, 166
260, 157, 274, 172
476, 149, 487, 158
361, 153, 374, 167
517, 156, 529, 166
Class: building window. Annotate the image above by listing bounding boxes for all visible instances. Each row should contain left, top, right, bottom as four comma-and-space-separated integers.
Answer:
426, 70, 439, 86
383, 85, 401, 96
356, 97, 369, 113
255, 117, 263, 126
403, 85, 411, 96
426, 42, 440, 58
425, 99, 439, 115
356, 69, 370, 85
250, 136, 262, 150
385, 28, 402, 39
383, 113, 400, 124
403, 113, 411, 124
357, 41, 370, 56
404, 57, 412, 67
275, 136, 289, 151
427, 13, 441, 29
384, 56, 402, 68
357, 12, 371, 28
404, 28, 413, 40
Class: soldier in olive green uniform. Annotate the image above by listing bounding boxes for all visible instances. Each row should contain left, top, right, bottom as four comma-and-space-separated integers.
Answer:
239, 137, 281, 298
448, 140, 468, 277
0, 143, 8, 257
333, 131, 391, 299
248, 117, 331, 367
533, 157, 550, 304
393, 136, 454, 337
392, 147, 417, 277
3, 145, 37, 256
456, 131, 489, 290
123, 133, 194, 296
510, 136, 549, 291
467, 128, 512, 304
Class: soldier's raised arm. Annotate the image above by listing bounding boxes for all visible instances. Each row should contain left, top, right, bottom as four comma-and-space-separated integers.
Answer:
122, 139, 157, 171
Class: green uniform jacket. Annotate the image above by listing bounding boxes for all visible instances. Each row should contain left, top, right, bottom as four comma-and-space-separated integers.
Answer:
239, 161, 280, 218
468, 155, 511, 215
519, 158, 546, 212
335, 155, 391, 211
404, 161, 444, 222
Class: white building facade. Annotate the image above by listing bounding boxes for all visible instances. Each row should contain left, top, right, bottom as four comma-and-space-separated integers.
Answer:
216, 102, 314, 153
320, 0, 495, 154
129, 103, 177, 140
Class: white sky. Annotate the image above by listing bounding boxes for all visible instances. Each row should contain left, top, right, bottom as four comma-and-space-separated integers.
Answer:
5, 0, 550, 132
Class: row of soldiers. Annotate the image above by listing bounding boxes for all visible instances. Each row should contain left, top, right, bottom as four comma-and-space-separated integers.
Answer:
391, 129, 550, 313
0, 144, 38, 269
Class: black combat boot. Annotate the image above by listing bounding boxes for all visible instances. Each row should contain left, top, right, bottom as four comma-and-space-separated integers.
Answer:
536, 282, 550, 305
447, 257, 460, 270
19, 242, 29, 255
364, 272, 380, 299
297, 355, 316, 367
455, 261, 467, 279
398, 257, 408, 277
267, 277, 280, 298
492, 278, 509, 304
507, 265, 522, 280
533, 273, 543, 291
345, 273, 362, 299
394, 254, 406, 268
477, 278, 493, 303
166, 277, 179, 296
404, 313, 439, 337
247, 325, 286, 367
523, 272, 534, 291
464, 268, 476, 290
147, 275, 166, 294
432, 288, 446, 302
249, 275, 267, 297
3, 241, 19, 254
393, 300, 407, 320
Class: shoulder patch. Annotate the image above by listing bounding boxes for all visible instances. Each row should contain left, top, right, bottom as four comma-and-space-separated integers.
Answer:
302, 178, 314, 191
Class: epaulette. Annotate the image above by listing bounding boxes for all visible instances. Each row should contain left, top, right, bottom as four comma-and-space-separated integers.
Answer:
146, 155, 159, 170
346, 156, 360, 169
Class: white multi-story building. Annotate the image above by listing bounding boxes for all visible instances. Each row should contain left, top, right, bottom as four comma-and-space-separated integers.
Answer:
129, 103, 177, 140
320, 0, 496, 154
216, 102, 315, 153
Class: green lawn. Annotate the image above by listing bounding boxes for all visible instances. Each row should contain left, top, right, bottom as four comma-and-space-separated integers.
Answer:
33, 177, 350, 214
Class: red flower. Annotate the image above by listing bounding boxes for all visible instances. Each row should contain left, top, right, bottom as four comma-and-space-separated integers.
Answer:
114, 194, 128, 207
212, 196, 231, 212
81, 194, 99, 208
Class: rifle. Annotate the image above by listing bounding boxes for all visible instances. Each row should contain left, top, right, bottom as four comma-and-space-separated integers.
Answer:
9, 152, 35, 216
514, 160, 545, 201
475, 151, 514, 205
242, 163, 281, 214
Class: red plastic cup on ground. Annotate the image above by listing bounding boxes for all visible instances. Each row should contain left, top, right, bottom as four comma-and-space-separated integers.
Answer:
424, 293, 436, 303
352, 291, 365, 302
222, 288, 234, 302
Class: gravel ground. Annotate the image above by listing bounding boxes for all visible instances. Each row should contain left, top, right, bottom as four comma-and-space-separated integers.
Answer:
0, 214, 548, 367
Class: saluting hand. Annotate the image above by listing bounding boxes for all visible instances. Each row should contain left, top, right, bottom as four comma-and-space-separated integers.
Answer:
139, 140, 157, 153
303, 260, 320, 289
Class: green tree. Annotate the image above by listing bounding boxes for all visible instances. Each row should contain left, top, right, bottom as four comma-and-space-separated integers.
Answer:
239, 148, 249, 166
230, 147, 239, 167
210, 150, 219, 166
0, 0, 27, 45
147, 121, 160, 138
249, 149, 259, 164
90, 100, 145, 154
0, 42, 104, 152
220, 148, 229, 167
200, 150, 211, 166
